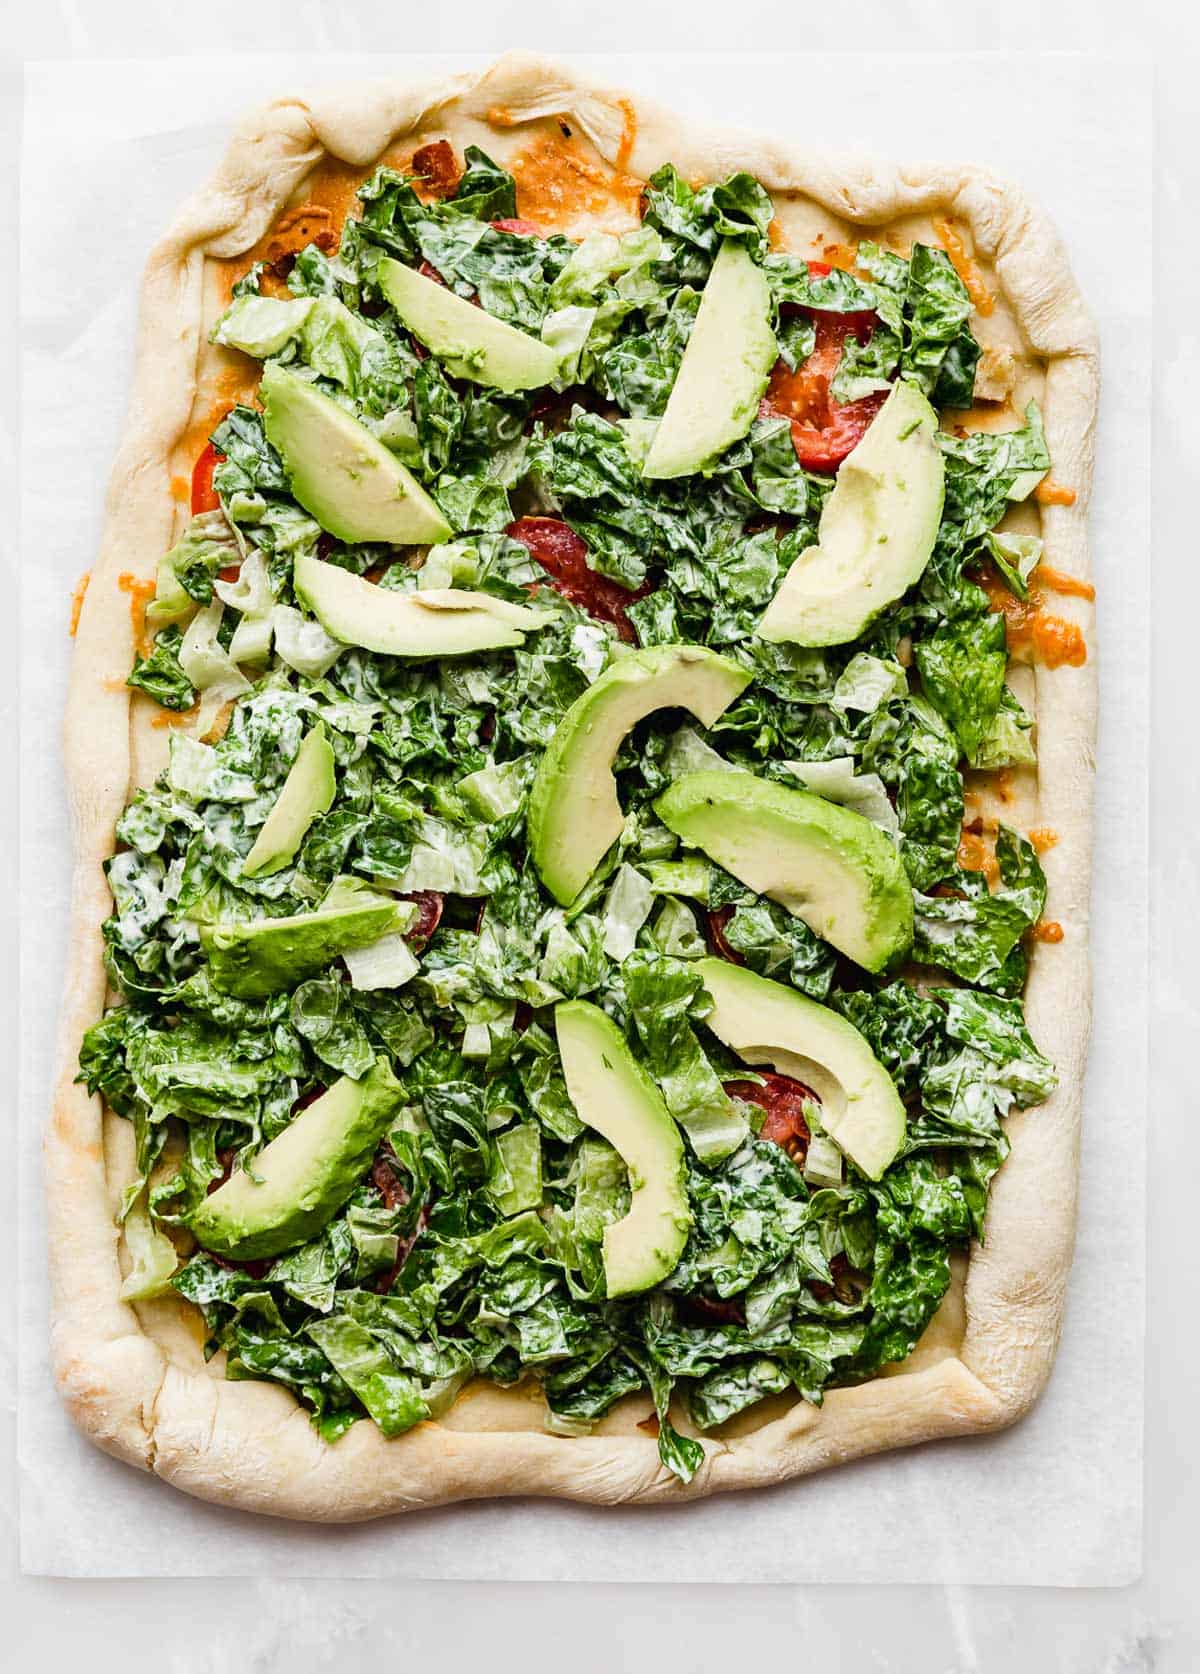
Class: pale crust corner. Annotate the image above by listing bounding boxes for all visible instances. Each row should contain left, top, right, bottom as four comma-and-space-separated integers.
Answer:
48, 50, 1099, 1520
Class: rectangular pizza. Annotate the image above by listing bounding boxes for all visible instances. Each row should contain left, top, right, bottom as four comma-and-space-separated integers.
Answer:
50, 52, 1098, 1519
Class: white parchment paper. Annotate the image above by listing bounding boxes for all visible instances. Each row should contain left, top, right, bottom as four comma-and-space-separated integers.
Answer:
19, 51, 1149, 1583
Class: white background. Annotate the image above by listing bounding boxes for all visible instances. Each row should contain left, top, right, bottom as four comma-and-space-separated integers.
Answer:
3, 2, 1197, 1669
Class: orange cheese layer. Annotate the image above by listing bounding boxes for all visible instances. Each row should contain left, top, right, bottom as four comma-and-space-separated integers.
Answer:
932, 216, 994, 317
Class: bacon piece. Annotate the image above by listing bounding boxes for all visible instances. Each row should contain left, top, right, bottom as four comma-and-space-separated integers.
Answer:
370, 1144, 411, 1212
505, 516, 649, 642
265, 203, 338, 277
705, 906, 744, 966
374, 1202, 432, 1295
411, 140, 460, 198
724, 1071, 817, 1165
402, 890, 443, 948
678, 1293, 747, 1328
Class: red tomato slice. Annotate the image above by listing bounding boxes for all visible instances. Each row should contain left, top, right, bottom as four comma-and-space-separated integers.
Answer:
491, 217, 541, 236
402, 890, 444, 947
190, 440, 224, 515
762, 258, 885, 472
506, 516, 648, 643
724, 1071, 817, 1163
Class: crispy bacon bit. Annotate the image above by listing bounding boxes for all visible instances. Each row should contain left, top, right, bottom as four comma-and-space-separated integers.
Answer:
636, 1412, 661, 1436
679, 1293, 747, 1328
375, 1202, 432, 1295
402, 890, 444, 948
760, 262, 884, 471
505, 516, 649, 642
725, 1071, 817, 1165
411, 139, 460, 199
370, 1143, 411, 1212
265, 203, 337, 276
705, 906, 744, 966
809, 1252, 858, 1305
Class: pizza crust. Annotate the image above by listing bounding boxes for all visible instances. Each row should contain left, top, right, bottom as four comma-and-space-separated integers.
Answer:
49, 51, 1099, 1519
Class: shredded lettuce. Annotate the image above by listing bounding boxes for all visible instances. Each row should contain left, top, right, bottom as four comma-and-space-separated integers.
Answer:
91, 145, 1060, 1474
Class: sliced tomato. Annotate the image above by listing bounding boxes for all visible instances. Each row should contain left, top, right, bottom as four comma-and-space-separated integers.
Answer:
402, 890, 444, 947
762, 258, 885, 472
506, 516, 649, 643
491, 216, 541, 236
705, 906, 744, 965
190, 440, 224, 515
724, 1071, 817, 1163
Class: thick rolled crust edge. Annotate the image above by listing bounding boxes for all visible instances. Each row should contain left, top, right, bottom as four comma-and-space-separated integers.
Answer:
47, 51, 1098, 1521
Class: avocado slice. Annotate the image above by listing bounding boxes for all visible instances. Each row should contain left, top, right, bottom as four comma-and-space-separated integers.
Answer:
260, 363, 452, 546
757, 379, 945, 646
642, 240, 777, 480
528, 644, 752, 906
378, 256, 561, 393
697, 959, 906, 1179
555, 1000, 690, 1297
200, 887, 402, 999
293, 553, 549, 659
189, 1058, 405, 1260
242, 723, 336, 879
655, 769, 913, 972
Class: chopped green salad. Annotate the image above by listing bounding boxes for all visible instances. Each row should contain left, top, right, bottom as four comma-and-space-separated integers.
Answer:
80, 146, 1058, 1483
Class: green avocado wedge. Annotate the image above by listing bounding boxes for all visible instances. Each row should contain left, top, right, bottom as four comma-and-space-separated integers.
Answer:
555, 1000, 690, 1297
188, 1059, 406, 1261
199, 887, 403, 999
642, 240, 777, 480
757, 378, 944, 646
527, 645, 752, 906
293, 552, 549, 658
655, 769, 913, 972
260, 363, 451, 546
241, 723, 336, 879
378, 256, 561, 392
697, 959, 906, 1180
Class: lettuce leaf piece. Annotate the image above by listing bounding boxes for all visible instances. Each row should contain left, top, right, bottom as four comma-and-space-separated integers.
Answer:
290, 976, 376, 1078
127, 626, 196, 712
118, 1188, 179, 1301
913, 827, 1047, 992
902, 243, 978, 405
306, 1314, 430, 1438
623, 953, 747, 1163
970, 686, 1037, 770
937, 401, 1051, 539
642, 164, 774, 261
914, 612, 1008, 760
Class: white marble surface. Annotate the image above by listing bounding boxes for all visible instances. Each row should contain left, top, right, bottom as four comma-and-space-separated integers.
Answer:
3, 2, 1197, 1668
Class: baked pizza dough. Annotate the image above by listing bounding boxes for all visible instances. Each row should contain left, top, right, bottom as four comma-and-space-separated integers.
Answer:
49, 51, 1098, 1520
